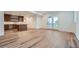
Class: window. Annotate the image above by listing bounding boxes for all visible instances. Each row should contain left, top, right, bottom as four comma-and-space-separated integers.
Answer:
47, 16, 59, 29
53, 16, 58, 23
48, 17, 53, 24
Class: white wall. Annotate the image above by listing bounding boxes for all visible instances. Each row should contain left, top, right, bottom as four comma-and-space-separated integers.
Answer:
0, 11, 4, 36
58, 12, 75, 32
41, 11, 75, 32
24, 16, 36, 29
75, 11, 79, 40
24, 15, 42, 29
35, 16, 42, 29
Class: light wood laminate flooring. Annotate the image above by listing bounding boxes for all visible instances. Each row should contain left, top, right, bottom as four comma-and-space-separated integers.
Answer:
0, 29, 79, 48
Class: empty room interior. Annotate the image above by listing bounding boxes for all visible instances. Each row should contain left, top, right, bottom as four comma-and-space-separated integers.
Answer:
0, 11, 79, 48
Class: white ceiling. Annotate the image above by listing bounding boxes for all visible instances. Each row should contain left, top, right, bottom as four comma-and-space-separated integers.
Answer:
36, 11, 58, 15
5, 11, 32, 16
4, 11, 59, 16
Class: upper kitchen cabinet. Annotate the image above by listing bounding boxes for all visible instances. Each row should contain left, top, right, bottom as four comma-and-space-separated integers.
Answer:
4, 14, 24, 22
18, 16, 24, 22
4, 14, 11, 21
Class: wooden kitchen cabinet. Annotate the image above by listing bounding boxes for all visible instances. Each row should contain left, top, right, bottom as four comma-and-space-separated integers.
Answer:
18, 16, 24, 22
4, 14, 24, 22
4, 24, 14, 30
17, 25, 27, 31
4, 14, 11, 21
4, 14, 27, 31
4, 24, 27, 31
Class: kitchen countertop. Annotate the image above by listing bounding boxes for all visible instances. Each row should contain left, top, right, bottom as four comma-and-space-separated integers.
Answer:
4, 22, 27, 25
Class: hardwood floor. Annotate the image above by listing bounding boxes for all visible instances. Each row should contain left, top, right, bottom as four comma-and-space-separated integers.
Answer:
0, 29, 79, 48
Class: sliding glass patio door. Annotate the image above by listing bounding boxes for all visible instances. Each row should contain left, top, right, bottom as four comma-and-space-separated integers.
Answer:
47, 16, 59, 29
